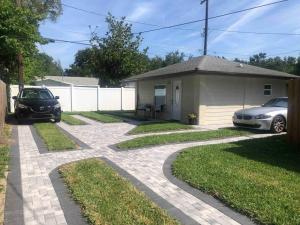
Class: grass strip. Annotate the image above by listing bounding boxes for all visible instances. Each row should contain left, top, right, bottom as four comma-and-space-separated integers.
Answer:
80, 112, 122, 123
0, 125, 11, 224
128, 121, 193, 135
172, 135, 300, 225
59, 159, 179, 225
117, 128, 253, 149
34, 123, 76, 151
0, 146, 9, 193
61, 113, 86, 125
100, 111, 148, 121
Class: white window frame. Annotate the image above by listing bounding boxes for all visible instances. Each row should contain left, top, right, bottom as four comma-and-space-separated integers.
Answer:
264, 84, 272, 96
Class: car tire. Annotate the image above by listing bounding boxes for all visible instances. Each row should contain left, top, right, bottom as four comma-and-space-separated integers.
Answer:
54, 117, 61, 123
15, 114, 22, 124
271, 115, 286, 133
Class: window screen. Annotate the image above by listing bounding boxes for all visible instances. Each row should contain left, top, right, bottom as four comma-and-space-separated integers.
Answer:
154, 85, 166, 107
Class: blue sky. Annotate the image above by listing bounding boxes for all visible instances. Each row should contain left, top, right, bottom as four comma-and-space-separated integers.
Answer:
38, 0, 300, 69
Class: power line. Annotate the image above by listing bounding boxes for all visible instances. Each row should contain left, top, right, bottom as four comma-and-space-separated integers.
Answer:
62, 3, 158, 27
135, 0, 288, 34
61, 3, 199, 32
45, 37, 92, 46
208, 50, 252, 57
208, 28, 300, 36
209, 49, 300, 59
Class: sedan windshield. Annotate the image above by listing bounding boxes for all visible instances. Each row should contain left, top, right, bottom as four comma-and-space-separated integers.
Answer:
20, 89, 54, 100
263, 98, 288, 108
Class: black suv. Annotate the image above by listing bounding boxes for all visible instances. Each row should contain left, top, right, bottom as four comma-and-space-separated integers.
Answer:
13, 87, 61, 123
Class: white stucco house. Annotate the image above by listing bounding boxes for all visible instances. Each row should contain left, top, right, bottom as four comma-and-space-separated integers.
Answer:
124, 55, 297, 126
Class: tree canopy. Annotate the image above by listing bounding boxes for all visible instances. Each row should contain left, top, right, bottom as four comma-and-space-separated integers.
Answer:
235, 53, 300, 75
90, 14, 149, 86
18, 0, 62, 21
25, 53, 63, 83
0, 0, 62, 84
65, 14, 186, 86
148, 51, 185, 71
0, 0, 42, 83
65, 48, 96, 77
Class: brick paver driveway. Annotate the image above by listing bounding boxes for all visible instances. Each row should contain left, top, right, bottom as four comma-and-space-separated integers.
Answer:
5, 115, 275, 225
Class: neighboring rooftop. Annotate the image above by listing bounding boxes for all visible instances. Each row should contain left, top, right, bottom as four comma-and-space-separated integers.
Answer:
36, 76, 99, 86
125, 55, 297, 81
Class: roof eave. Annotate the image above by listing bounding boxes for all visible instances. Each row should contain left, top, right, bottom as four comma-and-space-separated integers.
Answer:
123, 69, 297, 81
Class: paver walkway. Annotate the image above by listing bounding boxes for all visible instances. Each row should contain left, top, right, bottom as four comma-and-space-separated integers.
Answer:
5, 115, 276, 225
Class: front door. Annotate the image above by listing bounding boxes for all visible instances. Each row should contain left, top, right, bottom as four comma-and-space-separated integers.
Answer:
172, 80, 182, 120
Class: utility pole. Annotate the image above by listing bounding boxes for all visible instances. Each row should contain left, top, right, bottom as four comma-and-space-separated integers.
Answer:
16, 0, 24, 91
201, 0, 209, 55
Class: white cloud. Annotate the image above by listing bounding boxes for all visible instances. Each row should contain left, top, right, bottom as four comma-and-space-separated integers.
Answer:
209, 0, 280, 47
127, 2, 154, 21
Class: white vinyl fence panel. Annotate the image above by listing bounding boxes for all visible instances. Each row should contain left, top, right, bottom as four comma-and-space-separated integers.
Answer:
10, 85, 136, 112
99, 88, 121, 111
72, 86, 98, 111
47, 86, 72, 111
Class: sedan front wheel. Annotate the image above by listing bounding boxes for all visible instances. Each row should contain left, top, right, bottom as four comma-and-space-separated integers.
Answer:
271, 115, 286, 133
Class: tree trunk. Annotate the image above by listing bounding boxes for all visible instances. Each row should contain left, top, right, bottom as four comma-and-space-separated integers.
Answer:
17, 53, 24, 91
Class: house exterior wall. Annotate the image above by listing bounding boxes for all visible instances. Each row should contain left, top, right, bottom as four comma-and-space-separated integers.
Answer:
199, 75, 288, 126
136, 74, 288, 126
136, 74, 200, 123
181, 75, 200, 123
137, 78, 172, 120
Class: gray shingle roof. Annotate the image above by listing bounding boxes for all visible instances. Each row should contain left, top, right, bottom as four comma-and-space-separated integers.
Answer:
125, 55, 297, 81
42, 76, 99, 86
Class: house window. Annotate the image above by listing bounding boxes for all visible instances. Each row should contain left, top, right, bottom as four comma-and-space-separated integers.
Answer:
264, 84, 272, 96
154, 85, 166, 107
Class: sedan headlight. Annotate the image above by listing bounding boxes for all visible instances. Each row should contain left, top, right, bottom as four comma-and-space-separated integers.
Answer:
54, 103, 61, 109
18, 103, 28, 109
254, 114, 271, 119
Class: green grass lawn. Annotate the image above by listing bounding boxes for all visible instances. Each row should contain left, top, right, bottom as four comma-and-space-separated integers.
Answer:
80, 112, 122, 123
34, 123, 76, 151
59, 159, 179, 225
0, 125, 11, 224
128, 121, 193, 135
117, 128, 254, 150
101, 111, 148, 121
61, 113, 86, 125
0, 144, 8, 223
0, 145, 9, 193
172, 135, 300, 225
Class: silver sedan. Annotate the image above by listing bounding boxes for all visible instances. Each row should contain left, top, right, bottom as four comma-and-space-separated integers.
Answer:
233, 97, 288, 133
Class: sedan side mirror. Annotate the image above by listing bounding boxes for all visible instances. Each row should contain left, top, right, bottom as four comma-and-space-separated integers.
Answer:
12, 96, 17, 100
55, 96, 59, 99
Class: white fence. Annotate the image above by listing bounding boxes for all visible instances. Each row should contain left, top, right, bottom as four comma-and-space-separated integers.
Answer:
10, 85, 136, 112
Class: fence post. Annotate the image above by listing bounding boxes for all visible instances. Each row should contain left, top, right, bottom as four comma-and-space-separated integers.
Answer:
70, 85, 73, 112
287, 78, 300, 145
97, 86, 100, 111
121, 87, 123, 111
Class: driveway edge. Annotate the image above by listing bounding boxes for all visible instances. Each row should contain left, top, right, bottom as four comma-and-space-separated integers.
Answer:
163, 148, 256, 225
4, 126, 24, 225
102, 157, 200, 225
